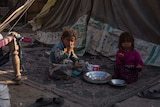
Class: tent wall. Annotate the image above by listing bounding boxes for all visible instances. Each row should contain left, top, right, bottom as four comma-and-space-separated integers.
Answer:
30, 0, 160, 45
91, 0, 160, 45
28, 0, 160, 67
37, 0, 91, 31
27, 0, 47, 21
0, 0, 25, 22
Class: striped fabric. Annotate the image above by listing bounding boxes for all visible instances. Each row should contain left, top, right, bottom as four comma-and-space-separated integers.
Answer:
0, 36, 14, 48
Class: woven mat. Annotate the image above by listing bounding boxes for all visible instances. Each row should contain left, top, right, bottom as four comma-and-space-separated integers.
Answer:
1, 47, 160, 107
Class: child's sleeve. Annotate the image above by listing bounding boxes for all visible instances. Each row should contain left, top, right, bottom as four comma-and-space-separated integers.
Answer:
135, 50, 143, 66
50, 47, 68, 63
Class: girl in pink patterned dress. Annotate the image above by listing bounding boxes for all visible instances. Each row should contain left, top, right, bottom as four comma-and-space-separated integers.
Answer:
114, 32, 143, 83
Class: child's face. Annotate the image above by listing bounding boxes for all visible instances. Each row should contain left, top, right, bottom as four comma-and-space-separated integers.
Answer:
62, 36, 75, 48
122, 41, 132, 51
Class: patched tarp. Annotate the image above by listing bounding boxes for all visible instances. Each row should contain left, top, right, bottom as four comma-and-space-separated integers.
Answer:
29, 0, 160, 67
30, 0, 160, 45
29, 0, 92, 31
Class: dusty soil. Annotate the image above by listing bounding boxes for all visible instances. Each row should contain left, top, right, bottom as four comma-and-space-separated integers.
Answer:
1, 68, 160, 107
0, 76, 83, 107
0, 29, 85, 107
1, 27, 160, 107
1, 76, 54, 107
0, 30, 83, 107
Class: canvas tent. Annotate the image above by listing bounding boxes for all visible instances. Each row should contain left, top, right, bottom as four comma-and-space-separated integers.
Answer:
29, 0, 160, 44
28, 0, 160, 67
0, 0, 35, 32
0, 0, 160, 67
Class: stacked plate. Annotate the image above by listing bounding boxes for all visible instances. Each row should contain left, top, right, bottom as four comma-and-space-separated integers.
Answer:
83, 71, 127, 86
108, 79, 127, 86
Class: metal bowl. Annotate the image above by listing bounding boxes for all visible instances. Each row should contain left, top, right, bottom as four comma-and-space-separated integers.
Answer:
109, 79, 127, 86
83, 71, 112, 84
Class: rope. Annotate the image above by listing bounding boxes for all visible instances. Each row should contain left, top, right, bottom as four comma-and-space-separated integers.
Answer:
0, 0, 35, 32
8, 0, 35, 32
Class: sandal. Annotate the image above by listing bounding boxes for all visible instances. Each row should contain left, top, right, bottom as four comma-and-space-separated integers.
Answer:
28, 97, 64, 107
138, 90, 160, 99
52, 97, 64, 107
35, 97, 52, 106
29, 97, 52, 107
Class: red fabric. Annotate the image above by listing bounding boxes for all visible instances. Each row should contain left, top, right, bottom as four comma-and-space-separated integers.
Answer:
114, 65, 139, 84
0, 36, 14, 48
116, 49, 143, 66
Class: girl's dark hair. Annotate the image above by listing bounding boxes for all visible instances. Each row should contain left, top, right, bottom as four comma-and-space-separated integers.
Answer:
118, 32, 134, 50
61, 28, 77, 40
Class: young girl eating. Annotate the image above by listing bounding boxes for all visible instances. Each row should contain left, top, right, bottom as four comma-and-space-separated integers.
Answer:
113, 32, 143, 83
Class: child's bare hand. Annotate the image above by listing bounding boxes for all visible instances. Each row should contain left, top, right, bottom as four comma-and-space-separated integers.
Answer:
136, 65, 142, 71
118, 53, 124, 60
65, 44, 74, 53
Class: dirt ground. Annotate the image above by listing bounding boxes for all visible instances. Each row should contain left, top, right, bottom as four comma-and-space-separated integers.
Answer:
0, 76, 83, 107
1, 27, 160, 107
0, 30, 84, 107
1, 75, 160, 107
0, 76, 54, 107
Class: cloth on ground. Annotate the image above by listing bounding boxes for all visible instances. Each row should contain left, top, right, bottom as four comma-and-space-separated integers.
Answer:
48, 60, 86, 80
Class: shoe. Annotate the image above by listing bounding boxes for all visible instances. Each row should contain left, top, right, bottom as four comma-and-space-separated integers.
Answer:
52, 97, 64, 107
28, 97, 52, 107
28, 97, 64, 107
138, 90, 160, 99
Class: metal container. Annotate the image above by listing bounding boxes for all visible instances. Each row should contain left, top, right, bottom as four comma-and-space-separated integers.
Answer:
83, 71, 112, 84
109, 79, 127, 86
0, 84, 11, 107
